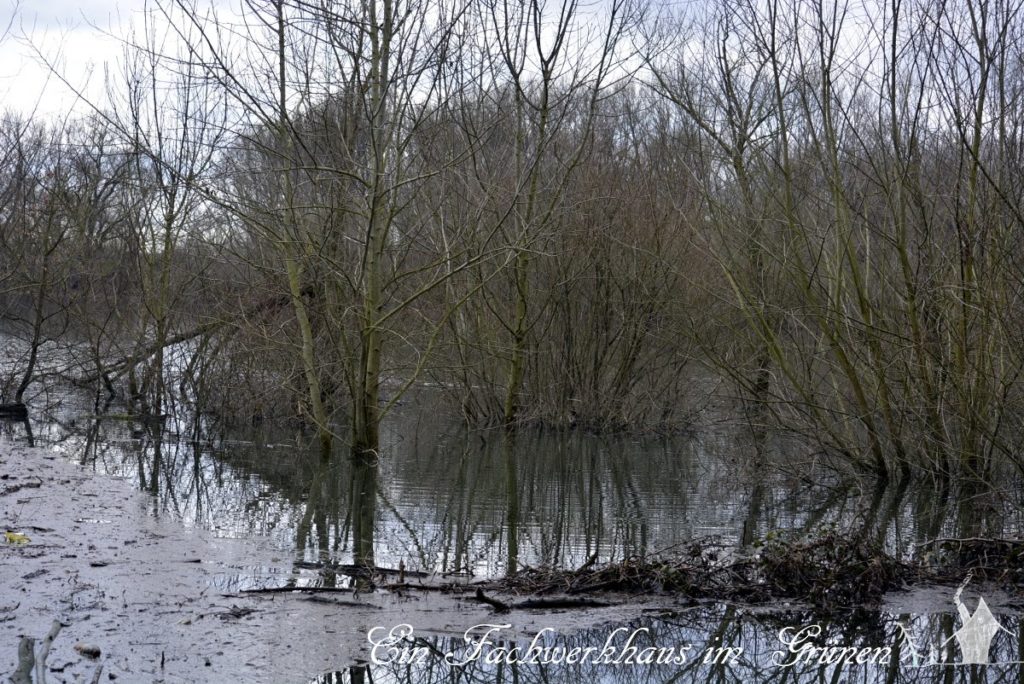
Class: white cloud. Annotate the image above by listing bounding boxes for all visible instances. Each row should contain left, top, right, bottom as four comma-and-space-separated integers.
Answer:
0, 0, 150, 118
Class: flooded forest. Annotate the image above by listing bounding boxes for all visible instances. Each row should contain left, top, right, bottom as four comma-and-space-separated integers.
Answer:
4, 0, 1024, 681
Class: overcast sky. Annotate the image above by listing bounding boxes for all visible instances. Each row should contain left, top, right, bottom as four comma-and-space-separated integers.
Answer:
2, 0, 648, 120
1, 0, 152, 117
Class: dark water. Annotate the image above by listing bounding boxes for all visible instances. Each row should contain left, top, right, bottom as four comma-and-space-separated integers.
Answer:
5, 390, 1024, 682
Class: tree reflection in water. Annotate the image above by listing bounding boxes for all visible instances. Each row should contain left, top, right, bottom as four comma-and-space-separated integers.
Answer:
20, 400, 1024, 584
13, 396, 1024, 680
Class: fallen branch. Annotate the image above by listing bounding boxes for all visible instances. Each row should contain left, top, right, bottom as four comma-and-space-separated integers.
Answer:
34, 620, 63, 683
916, 537, 1024, 547
0, 480, 43, 496
65, 320, 226, 387
11, 637, 33, 684
63, 286, 316, 388
292, 560, 431, 576
514, 597, 614, 610
302, 595, 383, 609
239, 586, 356, 595
474, 588, 510, 613
382, 582, 475, 592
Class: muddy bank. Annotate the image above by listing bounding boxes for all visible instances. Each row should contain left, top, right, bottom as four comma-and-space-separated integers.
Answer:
0, 443, 676, 683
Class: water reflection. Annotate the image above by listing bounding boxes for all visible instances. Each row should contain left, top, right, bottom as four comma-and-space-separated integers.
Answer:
8, 395, 1024, 681
17, 395, 1024, 585
24, 420, 800, 580
504, 433, 519, 576
0, 414, 34, 446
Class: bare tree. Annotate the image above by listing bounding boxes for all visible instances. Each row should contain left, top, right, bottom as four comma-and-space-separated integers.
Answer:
0, 117, 75, 412
439, 0, 644, 427
648, 0, 1024, 478
107, 9, 226, 421
165, 0, 502, 462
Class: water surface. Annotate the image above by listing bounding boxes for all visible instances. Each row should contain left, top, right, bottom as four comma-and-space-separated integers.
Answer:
5, 390, 1024, 682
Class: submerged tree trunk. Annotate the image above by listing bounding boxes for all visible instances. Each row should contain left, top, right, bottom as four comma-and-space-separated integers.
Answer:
350, 455, 378, 572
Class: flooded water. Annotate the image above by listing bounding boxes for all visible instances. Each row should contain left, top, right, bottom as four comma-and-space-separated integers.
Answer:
4, 388, 1024, 682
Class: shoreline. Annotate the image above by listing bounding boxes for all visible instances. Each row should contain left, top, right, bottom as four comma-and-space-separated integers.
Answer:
0, 441, 661, 682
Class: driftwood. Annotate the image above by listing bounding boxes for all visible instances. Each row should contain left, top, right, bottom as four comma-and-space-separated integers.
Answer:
231, 587, 384, 608
514, 597, 614, 610
917, 536, 1024, 547
12, 620, 63, 684
334, 563, 429, 578
239, 586, 356, 595
302, 595, 384, 609
474, 588, 511, 613
382, 582, 474, 592
235, 581, 610, 614
218, 533, 1024, 622
11, 637, 34, 684
266, 561, 432, 580
0, 479, 42, 497
35, 621, 63, 682
473, 588, 614, 612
